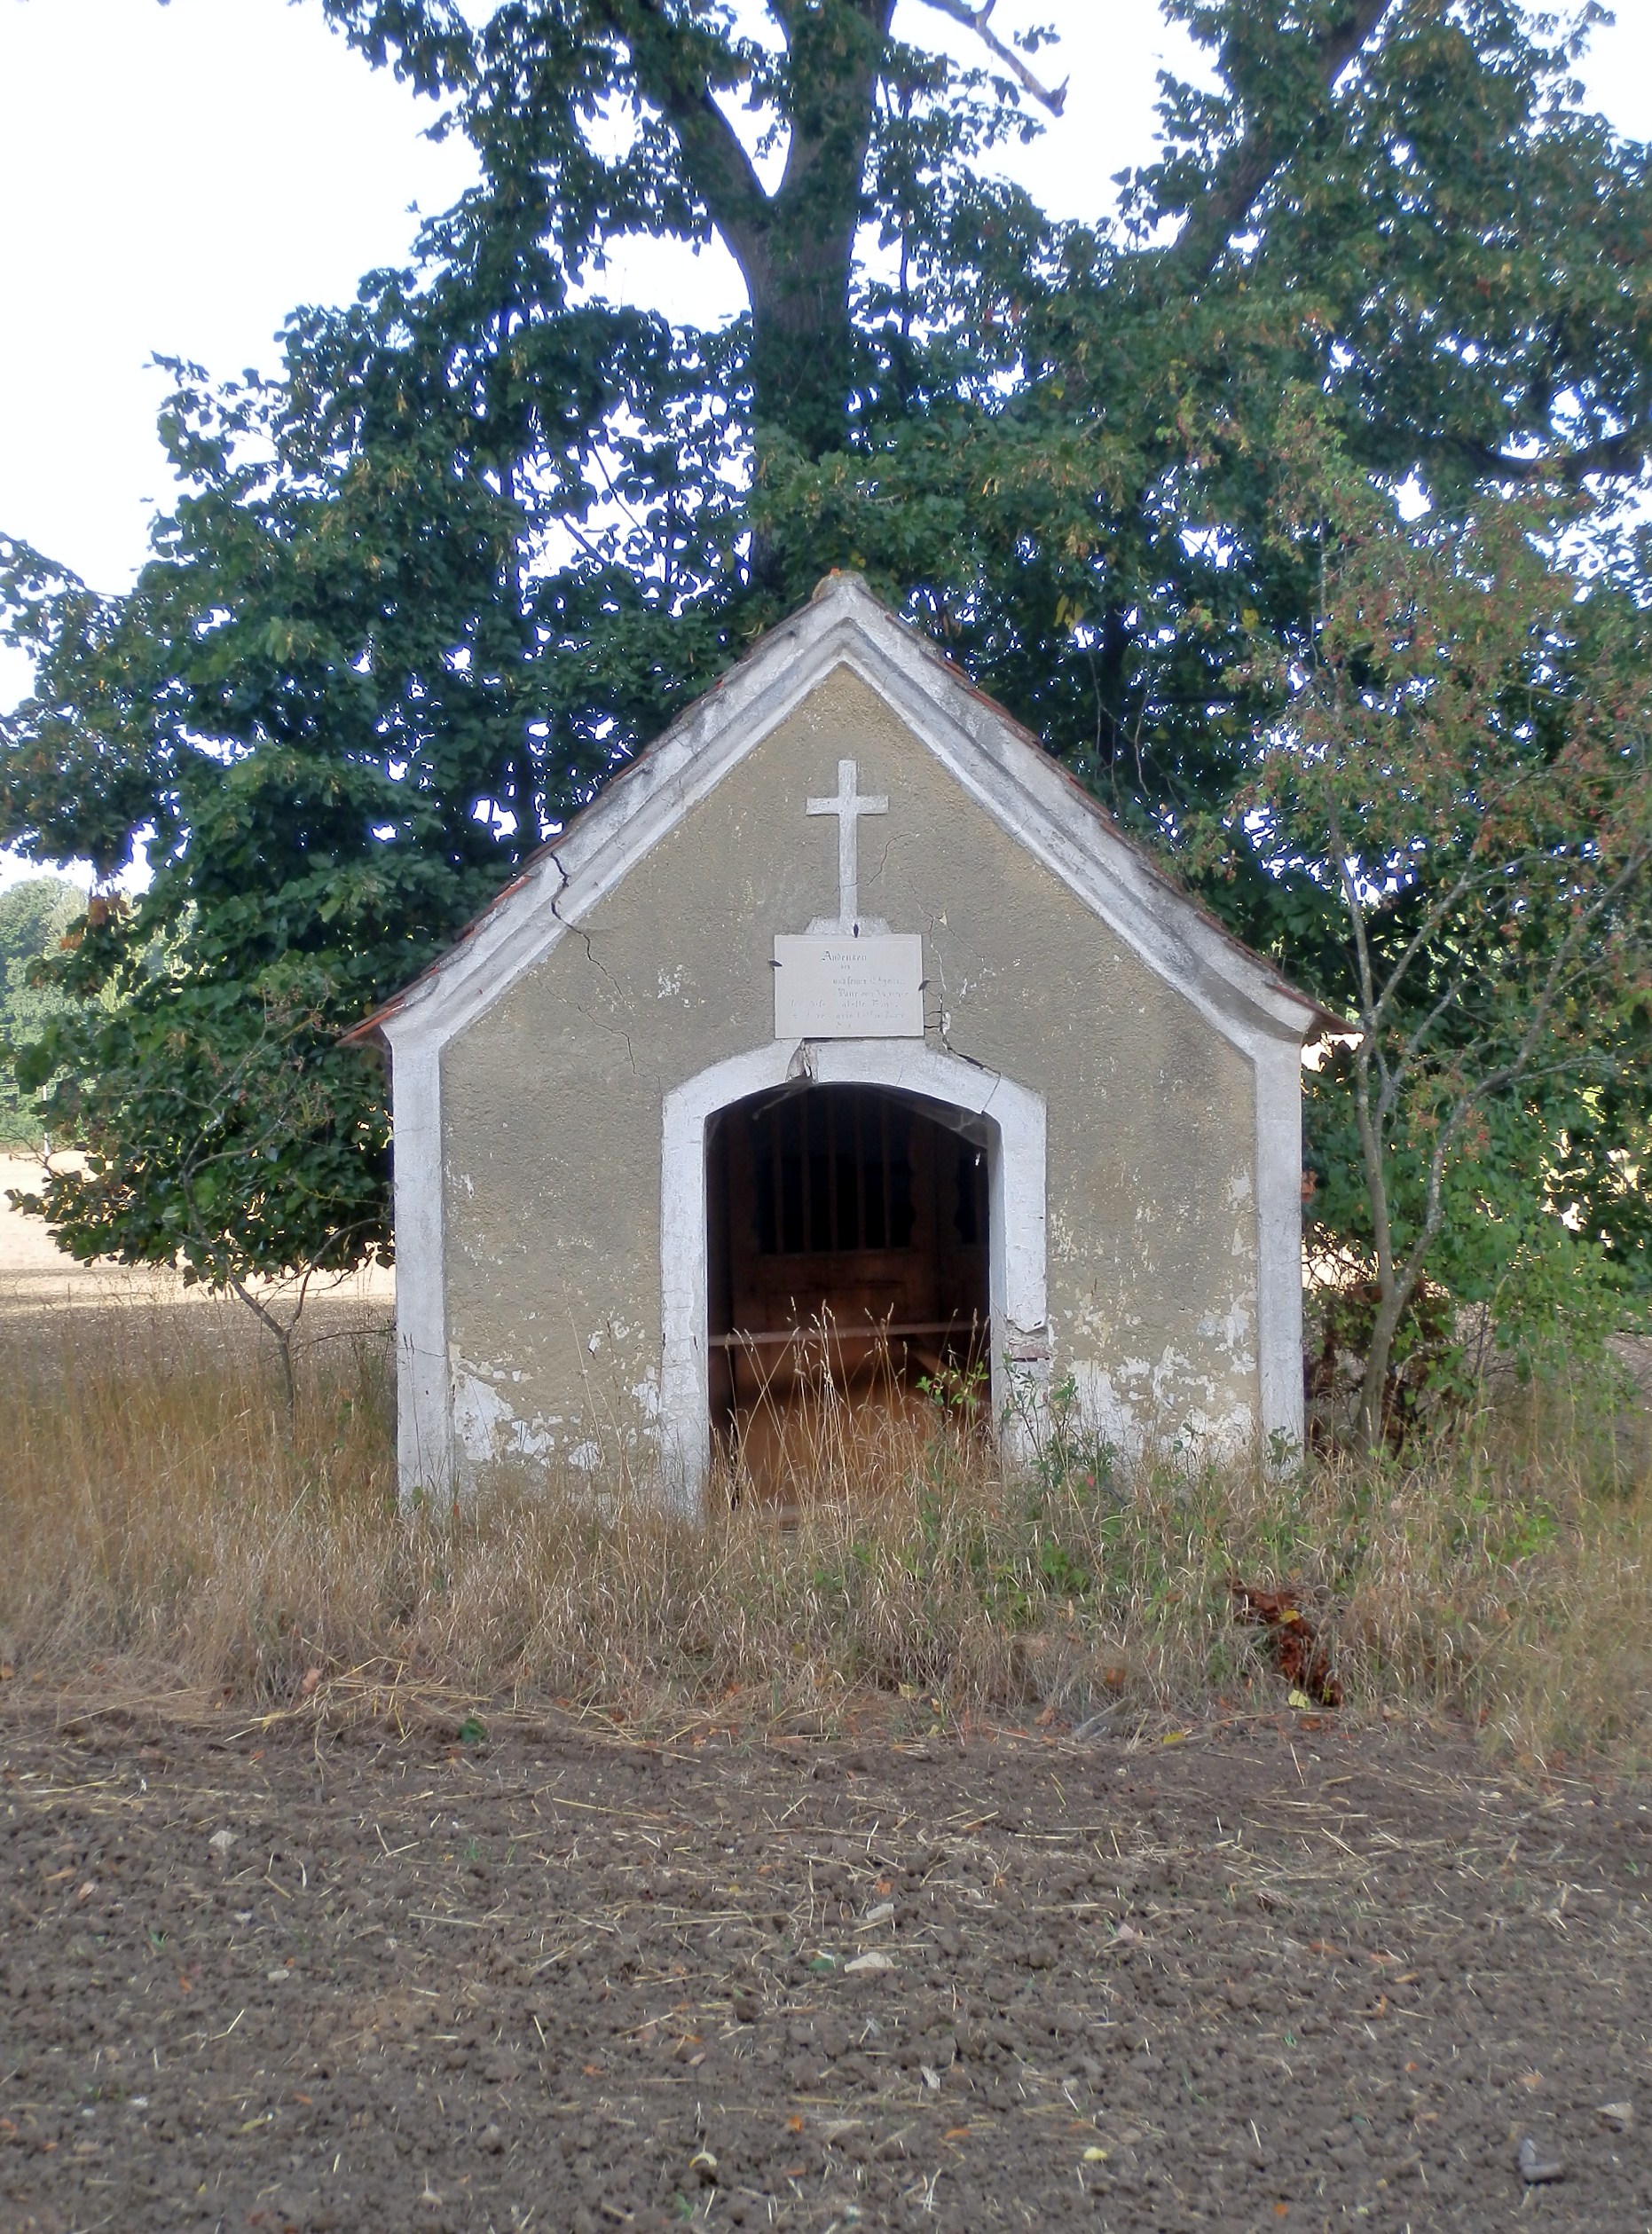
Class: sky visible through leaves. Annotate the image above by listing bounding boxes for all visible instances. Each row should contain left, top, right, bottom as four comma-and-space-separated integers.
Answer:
1, 0, 1648, 892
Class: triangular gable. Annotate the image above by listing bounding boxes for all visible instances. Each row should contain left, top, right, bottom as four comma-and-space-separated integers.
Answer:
349, 574, 1331, 1059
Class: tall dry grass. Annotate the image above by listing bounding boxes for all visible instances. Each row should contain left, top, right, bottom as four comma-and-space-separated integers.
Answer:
2, 1302, 1650, 1762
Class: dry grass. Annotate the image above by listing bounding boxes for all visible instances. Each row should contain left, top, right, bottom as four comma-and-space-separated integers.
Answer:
2, 1303, 1650, 1764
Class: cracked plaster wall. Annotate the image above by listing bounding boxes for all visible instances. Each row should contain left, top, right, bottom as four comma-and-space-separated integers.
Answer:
440, 665, 1260, 1478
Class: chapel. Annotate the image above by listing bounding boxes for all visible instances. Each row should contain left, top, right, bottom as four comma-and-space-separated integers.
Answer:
350, 574, 1326, 1506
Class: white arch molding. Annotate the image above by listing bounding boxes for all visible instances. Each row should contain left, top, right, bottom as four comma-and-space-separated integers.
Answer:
659, 1037, 1049, 1512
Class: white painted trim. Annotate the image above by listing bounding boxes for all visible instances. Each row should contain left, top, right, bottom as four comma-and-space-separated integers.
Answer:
660, 1038, 1047, 1512
390, 1040, 452, 1503
1254, 1039, 1307, 1460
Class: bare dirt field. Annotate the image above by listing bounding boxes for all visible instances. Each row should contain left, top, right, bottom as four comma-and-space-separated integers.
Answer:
3, 1703, 1649, 2234
6, 1160, 1652, 2230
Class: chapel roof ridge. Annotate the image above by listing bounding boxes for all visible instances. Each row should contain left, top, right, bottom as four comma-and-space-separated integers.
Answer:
344, 571, 1341, 1047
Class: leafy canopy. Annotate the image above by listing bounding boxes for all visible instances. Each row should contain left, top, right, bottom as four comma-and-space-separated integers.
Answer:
1207, 413, 1652, 1431
2, 0, 1649, 1333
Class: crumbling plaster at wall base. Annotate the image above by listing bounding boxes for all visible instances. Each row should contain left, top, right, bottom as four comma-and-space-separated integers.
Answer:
1067, 1357, 1258, 1466
448, 1343, 663, 1479
450, 1365, 555, 1465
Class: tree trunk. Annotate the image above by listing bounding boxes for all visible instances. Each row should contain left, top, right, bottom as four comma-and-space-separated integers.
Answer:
229, 1277, 303, 1436
497, 444, 539, 857
745, 225, 861, 465
743, 228, 860, 592
1349, 1034, 1398, 1455
751, 1, 892, 464
652, 0, 893, 569
273, 1318, 299, 1432
1356, 1277, 1405, 1453
513, 746, 539, 858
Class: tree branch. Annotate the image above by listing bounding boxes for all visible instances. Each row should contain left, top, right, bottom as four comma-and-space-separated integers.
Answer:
1387, 839, 1652, 1309
1166, 0, 1396, 280
1396, 956, 1471, 1074
914, 0, 1066, 115
1449, 424, 1652, 488
1364, 839, 1517, 1036
596, 0, 776, 285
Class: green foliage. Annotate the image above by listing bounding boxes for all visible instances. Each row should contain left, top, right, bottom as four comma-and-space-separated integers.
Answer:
0, 877, 82, 1147
1308, 1057, 1648, 1377
11, 959, 390, 1284
1306, 1277, 1476, 1450
1, 0, 1649, 1317
1225, 422, 1652, 1434
1002, 1368, 1117, 1503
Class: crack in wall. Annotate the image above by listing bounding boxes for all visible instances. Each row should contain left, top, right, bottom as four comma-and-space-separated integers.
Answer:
923, 932, 964, 1055
549, 846, 638, 1072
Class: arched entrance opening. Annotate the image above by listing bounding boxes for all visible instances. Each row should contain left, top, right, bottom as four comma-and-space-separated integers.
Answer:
705, 1082, 992, 1491
658, 1040, 1046, 1512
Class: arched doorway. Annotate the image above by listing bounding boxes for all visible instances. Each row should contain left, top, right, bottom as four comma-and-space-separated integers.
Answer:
705, 1083, 991, 1490
658, 1041, 1047, 1512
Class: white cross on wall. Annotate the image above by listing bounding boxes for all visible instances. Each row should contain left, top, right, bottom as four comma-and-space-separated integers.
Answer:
807, 758, 887, 932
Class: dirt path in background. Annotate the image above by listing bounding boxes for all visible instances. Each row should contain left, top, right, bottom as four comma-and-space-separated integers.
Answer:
0, 1154, 393, 1327
3, 1706, 1648, 2233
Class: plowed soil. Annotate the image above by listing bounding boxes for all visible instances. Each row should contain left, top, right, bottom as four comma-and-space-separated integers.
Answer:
4, 1703, 1650, 2232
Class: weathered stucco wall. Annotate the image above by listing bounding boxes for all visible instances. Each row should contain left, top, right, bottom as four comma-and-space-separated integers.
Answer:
440, 664, 1259, 1475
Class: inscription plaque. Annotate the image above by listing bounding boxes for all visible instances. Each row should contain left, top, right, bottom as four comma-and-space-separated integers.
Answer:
773, 932, 924, 1040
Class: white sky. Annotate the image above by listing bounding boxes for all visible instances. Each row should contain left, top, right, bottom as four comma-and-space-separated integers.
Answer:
0, 0, 1648, 885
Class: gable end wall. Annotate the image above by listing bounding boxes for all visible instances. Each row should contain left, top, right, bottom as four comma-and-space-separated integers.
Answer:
429, 666, 1278, 1483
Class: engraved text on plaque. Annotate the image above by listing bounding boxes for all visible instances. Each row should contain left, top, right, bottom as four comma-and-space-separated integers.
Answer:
773, 933, 924, 1039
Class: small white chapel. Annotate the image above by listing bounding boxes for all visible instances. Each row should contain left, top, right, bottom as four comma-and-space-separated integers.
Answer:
350, 574, 1326, 1506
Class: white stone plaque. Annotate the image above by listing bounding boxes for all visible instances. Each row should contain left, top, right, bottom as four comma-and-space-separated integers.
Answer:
773, 933, 924, 1040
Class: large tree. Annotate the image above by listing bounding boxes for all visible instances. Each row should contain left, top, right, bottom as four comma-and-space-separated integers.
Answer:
3, 0, 1649, 1337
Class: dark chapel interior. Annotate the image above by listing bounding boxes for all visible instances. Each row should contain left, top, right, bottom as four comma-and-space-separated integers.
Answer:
704, 1082, 991, 1492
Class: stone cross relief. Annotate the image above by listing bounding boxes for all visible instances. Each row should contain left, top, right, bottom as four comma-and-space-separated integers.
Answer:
806, 758, 888, 932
